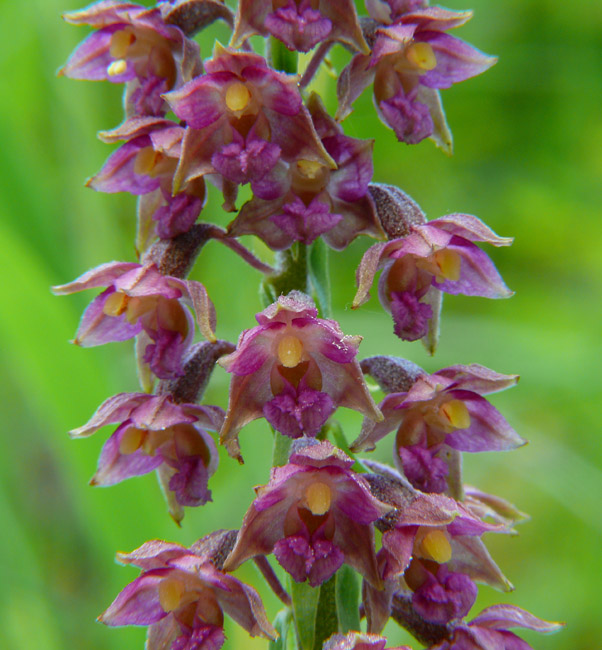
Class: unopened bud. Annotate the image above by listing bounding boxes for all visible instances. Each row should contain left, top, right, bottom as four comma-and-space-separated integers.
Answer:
368, 184, 426, 240
360, 355, 424, 394
161, 0, 234, 36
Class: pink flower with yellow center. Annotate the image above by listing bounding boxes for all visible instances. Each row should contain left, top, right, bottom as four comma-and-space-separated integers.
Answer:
223, 441, 393, 587
59, 1, 202, 116
217, 291, 382, 461
100, 538, 276, 650
354, 214, 513, 346
53, 262, 215, 380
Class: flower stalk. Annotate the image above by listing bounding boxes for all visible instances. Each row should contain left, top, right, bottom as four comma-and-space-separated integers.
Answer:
55, 1, 563, 649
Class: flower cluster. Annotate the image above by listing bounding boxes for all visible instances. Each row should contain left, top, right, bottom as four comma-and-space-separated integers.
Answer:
55, 1, 562, 650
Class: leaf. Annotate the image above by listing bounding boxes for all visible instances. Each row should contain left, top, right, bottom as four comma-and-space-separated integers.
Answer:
313, 576, 339, 650
291, 580, 320, 650
335, 566, 361, 634
308, 238, 332, 318
273, 429, 293, 467
270, 608, 293, 650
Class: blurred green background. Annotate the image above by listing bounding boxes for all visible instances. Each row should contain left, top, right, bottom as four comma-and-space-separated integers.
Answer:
1, 0, 600, 648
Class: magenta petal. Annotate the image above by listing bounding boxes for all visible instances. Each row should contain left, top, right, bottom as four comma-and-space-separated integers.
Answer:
270, 196, 343, 245
428, 214, 513, 246
211, 133, 281, 185
397, 445, 449, 493
100, 571, 167, 626
165, 72, 233, 129
168, 455, 211, 507
324, 135, 373, 203
61, 26, 129, 81
70, 392, 149, 437
89, 136, 161, 195
434, 364, 519, 395
378, 89, 434, 144
274, 534, 313, 583
390, 291, 433, 341
142, 329, 186, 380
419, 32, 497, 90
52, 261, 140, 294
265, 1, 332, 53
308, 537, 344, 587
433, 238, 512, 298
412, 568, 477, 624
444, 390, 525, 452
92, 425, 163, 486
242, 65, 302, 116
75, 288, 142, 346
470, 604, 564, 633
154, 191, 203, 239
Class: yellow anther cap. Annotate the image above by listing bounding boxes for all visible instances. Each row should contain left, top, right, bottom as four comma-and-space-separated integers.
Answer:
225, 82, 251, 112
118, 428, 145, 455
433, 249, 461, 282
421, 530, 452, 564
158, 578, 185, 613
406, 42, 437, 71
103, 291, 128, 317
305, 482, 332, 515
107, 59, 128, 77
296, 159, 324, 179
440, 399, 471, 430
277, 335, 304, 368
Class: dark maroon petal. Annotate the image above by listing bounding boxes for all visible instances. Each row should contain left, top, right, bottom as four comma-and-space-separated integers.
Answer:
381, 528, 415, 579
142, 329, 186, 379
172, 622, 225, 650
397, 445, 448, 493
274, 534, 313, 583
211, 132, 281, 185
270, 195, 343, 245
378, 89, 434, 145
390, 291, 433, 341
127, 74, 170, 116
263, 392, 304, 439
412, 568, 477, 625
324, 135, 373, 203
298, 388, 335, 436
308, 537, 344, 587
264, 385, 334, 438
153, 191, 203, 239
168, 455, 212, 507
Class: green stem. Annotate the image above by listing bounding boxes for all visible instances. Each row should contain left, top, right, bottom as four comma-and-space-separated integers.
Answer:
268, 36, 299, 74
